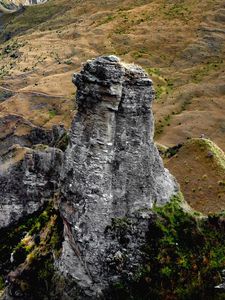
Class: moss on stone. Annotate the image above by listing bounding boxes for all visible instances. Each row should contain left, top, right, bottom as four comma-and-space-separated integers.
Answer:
133, 194, 225, 299
0, 275, 4, 291
106, 193, 225, 299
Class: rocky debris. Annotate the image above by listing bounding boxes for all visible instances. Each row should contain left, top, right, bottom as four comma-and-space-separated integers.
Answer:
0, 144, 63, 229
58, 56, 178, 298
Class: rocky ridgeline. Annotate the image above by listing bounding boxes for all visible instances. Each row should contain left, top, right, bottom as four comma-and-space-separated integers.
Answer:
58, 56, 177, 297
0, 56, 178, 298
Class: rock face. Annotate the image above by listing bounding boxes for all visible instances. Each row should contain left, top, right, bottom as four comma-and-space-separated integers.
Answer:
0, 145, 63, 228
59, 56, 178, 297
0, 116, 65, 229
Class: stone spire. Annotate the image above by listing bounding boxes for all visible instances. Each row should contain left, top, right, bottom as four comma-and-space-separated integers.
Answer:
59, 56, 178, 297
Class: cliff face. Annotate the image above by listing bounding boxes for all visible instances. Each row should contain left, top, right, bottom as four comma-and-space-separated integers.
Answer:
0, 145, 63, 228
59, 56, 178, 297
0, 121, 66, 229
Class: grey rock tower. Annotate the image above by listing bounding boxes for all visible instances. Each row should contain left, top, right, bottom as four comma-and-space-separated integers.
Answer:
59, 56, 178, 297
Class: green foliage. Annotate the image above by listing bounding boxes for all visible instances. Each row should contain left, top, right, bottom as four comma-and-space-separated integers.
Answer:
28, 204, 53, 235
108, 193, 225, 299
54, 132, 69, 151
1, 1, 65, 40
0, 202, 63, 295
97, 14, 116, 26
0, 275, 4, 290
191, 60, 224, 83
48, 109, 57, 118
146, 67, 161, 77
155, 114, 172, 136
111, 217, 131, 230
145, 68, 174, 101
163, 3, 191, 21
135, 194, 225, 298
160, 266, 172, 277
0, 65, 9, 78
49, 216, 64, 257
2, 40, 24, 56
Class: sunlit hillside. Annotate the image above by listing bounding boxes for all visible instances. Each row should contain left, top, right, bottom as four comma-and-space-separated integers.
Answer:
0, 0, 224, 212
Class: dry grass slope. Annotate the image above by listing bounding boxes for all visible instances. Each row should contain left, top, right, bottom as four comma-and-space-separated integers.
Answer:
166, 138, 225, 214
0, 0, 225, 212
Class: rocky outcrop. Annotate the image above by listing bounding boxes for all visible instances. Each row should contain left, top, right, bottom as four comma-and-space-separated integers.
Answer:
0, 0, 47, 14
0, 145, 63, 228
0, 114, 66, 229
59, 56, 178, 298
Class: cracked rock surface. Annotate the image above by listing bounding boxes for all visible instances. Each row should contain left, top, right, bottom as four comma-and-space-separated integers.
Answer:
59, 56, 178, 298
0, 145, 63, 228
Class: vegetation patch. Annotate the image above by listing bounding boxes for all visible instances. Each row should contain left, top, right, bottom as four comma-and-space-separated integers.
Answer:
191, 60, 224, 83
109, 193, 225, 299
0, 202, 63, 297
54, 132, 69, 151
162, 3, 191, 21
146, 67, 174, 101
155, 114, 172, 136
0, 0, 70, 40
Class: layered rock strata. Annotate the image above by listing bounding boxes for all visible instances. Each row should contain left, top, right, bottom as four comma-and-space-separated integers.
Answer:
59, 56, 178, 297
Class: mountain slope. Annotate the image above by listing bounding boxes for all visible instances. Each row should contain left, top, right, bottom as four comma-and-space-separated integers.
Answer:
0, 0, 224, 146
0, 0, 224, 213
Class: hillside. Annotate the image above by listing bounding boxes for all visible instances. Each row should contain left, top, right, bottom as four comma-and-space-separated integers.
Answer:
0, 0, 224, 144
0, 2, 225, 298
165, 138, 225, 214
0, 1, 224, 204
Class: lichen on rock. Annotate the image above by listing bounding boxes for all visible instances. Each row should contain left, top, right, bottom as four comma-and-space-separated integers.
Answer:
58, 55, 178, 297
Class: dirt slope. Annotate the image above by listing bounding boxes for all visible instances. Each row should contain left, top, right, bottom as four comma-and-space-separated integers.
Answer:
166, 138, 225, 214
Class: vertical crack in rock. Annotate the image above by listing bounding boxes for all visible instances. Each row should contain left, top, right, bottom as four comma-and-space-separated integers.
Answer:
59, 56, 178, 297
